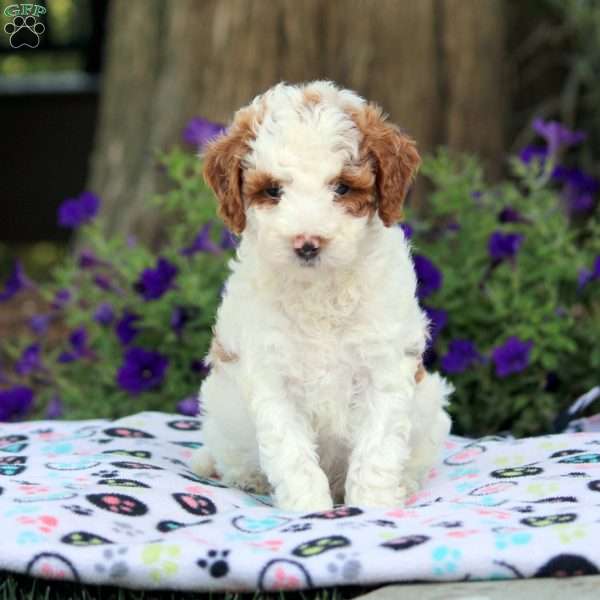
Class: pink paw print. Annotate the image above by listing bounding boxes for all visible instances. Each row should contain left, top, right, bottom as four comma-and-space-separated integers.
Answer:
17, 515, 58, 533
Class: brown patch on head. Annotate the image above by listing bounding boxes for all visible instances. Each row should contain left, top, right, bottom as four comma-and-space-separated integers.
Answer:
242, 169, 281, 209
332, 162, 377, 219
349, 103, 421, 227
302, 88, 322, 107
202, 106, 260, 234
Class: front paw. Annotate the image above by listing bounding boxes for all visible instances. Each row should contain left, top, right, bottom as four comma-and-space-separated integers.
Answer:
274, 484, 333, 513
345, 484, 408, 508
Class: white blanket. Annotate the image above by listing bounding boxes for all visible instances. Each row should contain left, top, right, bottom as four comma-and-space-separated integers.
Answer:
0, 411, 599, 591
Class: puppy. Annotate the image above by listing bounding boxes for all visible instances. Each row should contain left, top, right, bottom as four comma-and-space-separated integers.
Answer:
192, 81, 452, 511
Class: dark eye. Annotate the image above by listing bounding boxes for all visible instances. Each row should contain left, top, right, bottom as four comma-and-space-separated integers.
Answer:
335, 183, 350, 196
264, 186, 282, 199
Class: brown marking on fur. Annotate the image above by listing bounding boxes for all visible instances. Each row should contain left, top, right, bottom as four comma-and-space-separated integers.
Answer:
332, 162, 377, 219
243, 169, 281, 208
303, 88, 322, 106
209, 335, 238, 367
202, 106, 260, 234
415, 362, 426, 384
348, 104, 421, 227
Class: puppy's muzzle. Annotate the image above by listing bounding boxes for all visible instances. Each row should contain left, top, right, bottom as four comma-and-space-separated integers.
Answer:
293, 234, 322, 262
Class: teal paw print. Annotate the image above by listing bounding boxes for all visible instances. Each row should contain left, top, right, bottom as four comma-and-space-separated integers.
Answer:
495, 531, 531, 550
432, 545, 462, 576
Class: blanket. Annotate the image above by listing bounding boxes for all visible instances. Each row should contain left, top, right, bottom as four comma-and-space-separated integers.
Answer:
0, 411, 599, 591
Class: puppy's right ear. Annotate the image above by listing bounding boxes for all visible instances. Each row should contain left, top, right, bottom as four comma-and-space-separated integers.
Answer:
202, 108, 256, 235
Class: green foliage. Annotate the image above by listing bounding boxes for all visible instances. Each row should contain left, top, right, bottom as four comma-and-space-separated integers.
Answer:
411, 149, 600, 436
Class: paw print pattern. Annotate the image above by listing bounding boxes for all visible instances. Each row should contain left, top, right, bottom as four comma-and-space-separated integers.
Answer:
141, 543, 181, 583
61, 531, 113, 546
281, 523, 312, 533
62, 504, 93, 516
94, 547, 129, 579
197, 549, 230, 578
92, 469, 120, 478
167, 419, 202, 431
4, 16, 45, 49
302, 506, 363, 519
103, 427, 154, 439
86, 493, 148, 516
326, 552, 362, 582
432, 545, 462, 576
292, 536, 350, 558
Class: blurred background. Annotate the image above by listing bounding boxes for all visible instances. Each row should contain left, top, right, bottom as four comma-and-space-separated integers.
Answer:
0, 0, 599, 430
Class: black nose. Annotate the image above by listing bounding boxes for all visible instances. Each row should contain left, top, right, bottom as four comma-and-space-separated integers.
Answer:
295, 242, 320, 261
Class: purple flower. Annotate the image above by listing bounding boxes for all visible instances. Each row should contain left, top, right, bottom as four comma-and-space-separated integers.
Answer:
171, 306, 190, 336
78, 249, 101, 269
94, 303, 115, 326
441, 340, 481, 374
116, 311, 141, 346
220, 228, 238, 251
45, 396, 63, 419
177, 397, 199, 416
552, 167, 599, 215
30, 314, 51, 336
0, 386, 34, 421
117, 347, 169, 396
519, 145, 548, 165
58, 192, 100, 228
399, 223, 413, 239
488, 231, 524, 262
191, 359, 211, 377
423, 305, 448, 343
135, 258, 178, 301
181, 223, 220, 256
0, 261, 30, 302
15, 344, 42, 376
578, 256, 600, 291
532, 118, 586, 155
94, 274, 113, 292
51, 289, 71, 310
491, 336, 533, 378
58, 327, 91, 363
414, 255, 443, 299
183, 117, 226, 148
498, 207, 527, 224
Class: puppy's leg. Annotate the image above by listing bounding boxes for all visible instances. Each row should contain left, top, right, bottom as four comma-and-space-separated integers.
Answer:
250, 369, 333, 512
345, 357, 417, 507
404, 372, 452, 494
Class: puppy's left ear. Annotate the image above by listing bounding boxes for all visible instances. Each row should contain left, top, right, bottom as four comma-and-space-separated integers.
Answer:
202, 107, 256, 235
353, 103, 421, 227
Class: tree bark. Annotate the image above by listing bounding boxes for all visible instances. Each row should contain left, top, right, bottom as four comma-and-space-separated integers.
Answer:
88, 0, 507, 243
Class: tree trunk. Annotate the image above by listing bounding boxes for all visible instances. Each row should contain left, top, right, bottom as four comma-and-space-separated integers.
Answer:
88, 0, 507, 243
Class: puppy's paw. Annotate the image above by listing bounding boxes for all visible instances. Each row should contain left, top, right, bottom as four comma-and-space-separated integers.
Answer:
345, 485, 407, 508
275, 490, 334, 513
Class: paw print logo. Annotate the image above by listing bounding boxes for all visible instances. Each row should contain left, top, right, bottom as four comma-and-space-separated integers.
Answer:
197, 549, 230, 578
4, 16, 45, 49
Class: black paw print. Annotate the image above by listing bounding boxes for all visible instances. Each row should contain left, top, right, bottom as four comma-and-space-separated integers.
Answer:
4, 15, 45, 48
197, 550, 230, 578
63, 504, 94, 516
92, 469, 119, 478
281, 522, 313, 533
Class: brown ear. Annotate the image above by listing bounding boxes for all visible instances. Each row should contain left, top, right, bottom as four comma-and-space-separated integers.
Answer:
202, 107, 256, 234
352, 103, 421, 227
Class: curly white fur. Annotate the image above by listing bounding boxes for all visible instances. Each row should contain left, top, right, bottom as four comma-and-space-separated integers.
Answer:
192, 81, 452, 511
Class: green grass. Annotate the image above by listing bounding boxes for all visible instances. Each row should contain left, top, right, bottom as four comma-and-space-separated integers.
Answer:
0, 574, 368, 600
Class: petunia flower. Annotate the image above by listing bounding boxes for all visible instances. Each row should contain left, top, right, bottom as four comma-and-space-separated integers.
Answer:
488, 231, 524, 262
552, 167, 599, 215
191, 359, 211, 377
577, 256, 600, 291
220, 228, 238, 251
519, 145, 548, 165
532, 118, 586, 156
58, 327, 92, 363
177, 397, 199, 416
116, 347, 169, 396
116, 311, 141, 346
399, 223, 413, 239
441, 340, 482, 374
181, 223, 220, 256
94, 303, 115, 326
171, 306, 191, 336
58, 192, 100, 228
413, 255, 443, 299
0, 386, 34, 421
30, 314, 51, 336
45, 396, 63, 419
498, 207, 528, 224
15, 344, 42, 376
183, 117, 225, 148
51, 289, 71, 310
135, 258, 178, 301
0, 261, 30, 302
423, 305, 448, 343
491, 336, 533, 378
